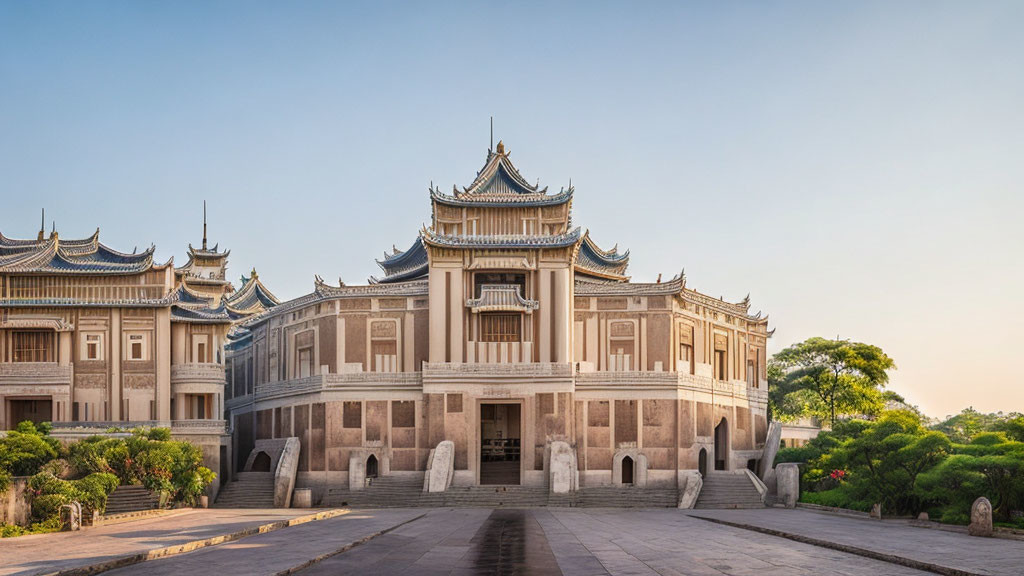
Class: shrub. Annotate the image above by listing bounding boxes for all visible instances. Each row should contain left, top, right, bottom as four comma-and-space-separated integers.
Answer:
0, 421, 60, 477
28, 471, 119, 522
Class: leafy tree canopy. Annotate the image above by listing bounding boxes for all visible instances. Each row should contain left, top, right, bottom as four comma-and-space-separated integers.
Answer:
770, 337, 896, 426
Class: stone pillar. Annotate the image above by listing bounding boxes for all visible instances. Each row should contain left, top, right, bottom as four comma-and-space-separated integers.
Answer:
156, 308, 172, 422
58, 332, 72, 367
969, 497, 993, 537
427, 267, 447, 363
776, 463, 800, 508
110, 308, 121, 421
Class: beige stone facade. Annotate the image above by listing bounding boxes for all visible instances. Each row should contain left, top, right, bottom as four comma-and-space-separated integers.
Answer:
225, 142, 772, 497
0, 216, 276, 496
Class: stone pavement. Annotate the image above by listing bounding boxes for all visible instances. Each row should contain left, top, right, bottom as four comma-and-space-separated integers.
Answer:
4, 507, 1017, 576
686, 508, 1023, 576
104, 508, 425, 576
298, 508, 932, 575
0, 508, 337, 576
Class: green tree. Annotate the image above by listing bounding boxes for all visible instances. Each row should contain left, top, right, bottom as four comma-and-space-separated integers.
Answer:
823, 410, 951, 515
771, 337, 896, 427
918, 432, 1024, 523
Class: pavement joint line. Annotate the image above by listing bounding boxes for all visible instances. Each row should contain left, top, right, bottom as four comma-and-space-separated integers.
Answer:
42, 508, 350, 576
273, 512, 428, 576
688, 514, 986, 576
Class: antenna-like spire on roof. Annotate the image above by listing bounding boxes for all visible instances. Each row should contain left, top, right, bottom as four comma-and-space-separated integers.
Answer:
38, 209, 45, 241
490, 116, 493, 153
202, 201, 208, 250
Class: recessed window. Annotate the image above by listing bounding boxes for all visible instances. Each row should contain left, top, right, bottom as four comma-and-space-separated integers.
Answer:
480, 313, 520, 343
85, 334, 103, 361
128, 334, 145, 361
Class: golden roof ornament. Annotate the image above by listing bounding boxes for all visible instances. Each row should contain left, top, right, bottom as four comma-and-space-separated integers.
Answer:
495, 140, 505, 155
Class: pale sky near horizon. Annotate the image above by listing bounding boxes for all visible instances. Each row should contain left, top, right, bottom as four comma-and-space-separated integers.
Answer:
1, 2, 1021, 419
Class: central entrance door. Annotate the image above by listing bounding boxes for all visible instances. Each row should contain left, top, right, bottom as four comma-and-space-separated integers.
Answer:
480, 403, 521, 485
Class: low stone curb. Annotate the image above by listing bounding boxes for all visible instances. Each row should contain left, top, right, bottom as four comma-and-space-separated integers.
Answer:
795, 502, 871, 518
96, 508, 187, 527
42, 508, 350, 576
273, 513, 427, 575
690, 514, 986, 576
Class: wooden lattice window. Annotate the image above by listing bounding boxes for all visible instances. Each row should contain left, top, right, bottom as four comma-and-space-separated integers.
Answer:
480, 314, 520, 343
12, 331, 53, 363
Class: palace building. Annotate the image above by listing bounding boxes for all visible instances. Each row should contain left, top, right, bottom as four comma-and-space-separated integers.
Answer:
223, 141, 773, 503
0, 214, 277, 495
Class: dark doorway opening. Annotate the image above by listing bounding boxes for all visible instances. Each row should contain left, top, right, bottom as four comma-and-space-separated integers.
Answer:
251, 451, 272, 472
366, 454, 379, 478
698, 448, 708, 476
480, 403, 521, 485
714, 418, 728, 471
8, 398, 52, 426
621, 456, 634, 484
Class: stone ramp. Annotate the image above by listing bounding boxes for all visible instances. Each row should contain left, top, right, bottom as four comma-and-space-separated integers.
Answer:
214, 471, 276, 508
695, 472, 765, 509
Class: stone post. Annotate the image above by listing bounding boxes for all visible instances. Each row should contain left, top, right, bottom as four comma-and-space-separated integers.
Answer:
968, 497, 993, 537
870, 503, 882, 519
775, 463, 800, 508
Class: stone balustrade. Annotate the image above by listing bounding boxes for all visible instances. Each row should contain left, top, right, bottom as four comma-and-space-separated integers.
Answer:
171, 419, 228, 434
170, 363, 226, 384
0, 362, 72, 386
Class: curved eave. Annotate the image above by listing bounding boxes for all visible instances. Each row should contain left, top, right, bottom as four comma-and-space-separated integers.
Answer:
461, 150, 541, 196
430, 188, 572, 208
574, 265, 630, 282
574, 274, 685, 297
370, 264, 428, 284
375, 238, 428, 279
422, 227, 582, 249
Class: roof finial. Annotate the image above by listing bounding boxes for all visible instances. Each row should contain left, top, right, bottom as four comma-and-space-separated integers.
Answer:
202, 200, 208, 250
38, 209, 45, 241
250, 267, 257, 279
495, 140, 505, 155
490, 116, 493, 153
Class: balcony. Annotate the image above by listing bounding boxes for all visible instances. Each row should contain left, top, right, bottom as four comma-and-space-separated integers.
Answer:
171, 419, 228, 435
422, 362, 574, 389
0, 362, 72, 395
171, 363, 226, 394
252, 372, 424, 402
574, 371, 769, 403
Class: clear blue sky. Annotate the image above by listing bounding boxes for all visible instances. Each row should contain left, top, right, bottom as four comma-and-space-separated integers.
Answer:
1, 1, 1021, 418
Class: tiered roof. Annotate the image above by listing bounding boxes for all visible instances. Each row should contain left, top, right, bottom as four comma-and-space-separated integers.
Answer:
429, 141, 573, 208
224, 269, 280, 314
421, 227, 582, 249
0, 229, 160, 275
371, 239, 428, 284
575, 231, 630, 281
169, 280, 231, 324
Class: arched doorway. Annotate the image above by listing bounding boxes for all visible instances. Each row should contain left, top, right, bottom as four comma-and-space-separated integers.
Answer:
622, 456, 634, 484
714, 418, 729, 471
366, 454, 379, 479
252, 451, 272, 472
698, 448, 708, 476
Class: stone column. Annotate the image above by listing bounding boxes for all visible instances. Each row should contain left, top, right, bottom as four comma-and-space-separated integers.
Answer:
110, 309, 121, 420
156, 308, 172, 422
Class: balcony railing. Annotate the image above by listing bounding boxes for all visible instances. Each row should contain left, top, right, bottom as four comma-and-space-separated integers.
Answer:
0, 362, 72, 386
170, 363, 226, 384
171, 419, 228, 434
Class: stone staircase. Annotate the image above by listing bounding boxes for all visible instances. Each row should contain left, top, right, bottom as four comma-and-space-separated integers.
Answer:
104, 485, 158, 515
214, 472, 276, 508
694, 472, 765, 509
574, 486, 679, 508
324, 474, 679, 508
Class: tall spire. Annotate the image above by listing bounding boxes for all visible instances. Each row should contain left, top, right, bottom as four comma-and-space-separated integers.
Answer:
38, 208, 45, 241
202, 200, 208, 250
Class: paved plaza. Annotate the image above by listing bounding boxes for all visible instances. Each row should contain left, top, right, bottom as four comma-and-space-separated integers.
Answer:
2, 507, 1021, 576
